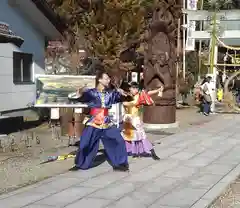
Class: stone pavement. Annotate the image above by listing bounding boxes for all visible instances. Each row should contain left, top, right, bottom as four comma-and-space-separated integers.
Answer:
1, 114, 240, 208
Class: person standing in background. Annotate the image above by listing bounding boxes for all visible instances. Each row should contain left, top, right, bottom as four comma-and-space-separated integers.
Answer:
201, 76, 212, 116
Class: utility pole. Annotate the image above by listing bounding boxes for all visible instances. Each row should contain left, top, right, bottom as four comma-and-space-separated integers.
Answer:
198, 0, 204, 80
209, 11, 218, 113
182, 0, 186, 80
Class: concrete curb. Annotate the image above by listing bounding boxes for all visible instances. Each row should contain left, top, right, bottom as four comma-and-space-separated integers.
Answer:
144, 122, 179, 131
191, 164, 240, 208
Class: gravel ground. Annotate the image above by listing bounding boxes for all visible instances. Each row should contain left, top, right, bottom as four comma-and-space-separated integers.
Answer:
210, 176, 240, 208
0, 107, 218, 195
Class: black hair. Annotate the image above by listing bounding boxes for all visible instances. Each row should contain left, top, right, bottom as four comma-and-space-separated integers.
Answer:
201, 77, 207, 85
129, 81, 139, 88
95, 70, 110, 86
201, 76, 212, 85
120, 81, 135, 102
120, 81, 131, 92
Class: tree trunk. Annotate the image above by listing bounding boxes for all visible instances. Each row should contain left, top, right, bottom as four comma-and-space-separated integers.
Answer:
143, 0, 181, 125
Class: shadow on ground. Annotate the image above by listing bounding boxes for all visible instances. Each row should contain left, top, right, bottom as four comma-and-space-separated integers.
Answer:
0, 117, 45, 134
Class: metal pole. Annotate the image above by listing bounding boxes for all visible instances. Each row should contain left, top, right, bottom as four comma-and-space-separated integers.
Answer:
209, 11, 218, 113
198, 0, 204, 80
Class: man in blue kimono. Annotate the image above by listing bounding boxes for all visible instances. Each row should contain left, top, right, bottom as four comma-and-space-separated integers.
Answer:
70, 70, 129, 172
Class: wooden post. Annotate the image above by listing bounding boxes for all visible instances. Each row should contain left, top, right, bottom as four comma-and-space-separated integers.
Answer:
74, 108, 86, 138
176, 18, 181, 98
60, 108, 74, 136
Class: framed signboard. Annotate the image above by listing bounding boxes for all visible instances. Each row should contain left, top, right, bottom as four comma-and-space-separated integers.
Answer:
34, 74, 95, 108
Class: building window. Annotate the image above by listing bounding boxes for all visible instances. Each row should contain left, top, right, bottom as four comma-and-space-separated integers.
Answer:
13, 52, 33, 84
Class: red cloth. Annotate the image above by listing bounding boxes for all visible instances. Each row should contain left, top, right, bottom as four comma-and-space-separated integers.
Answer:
137, 90, 154, 106
90, 108, 109, 116
90, 108, 109, 125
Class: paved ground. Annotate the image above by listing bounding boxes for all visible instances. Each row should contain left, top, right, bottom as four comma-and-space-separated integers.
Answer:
0, 113, 240, 208
0, 107, 217, 194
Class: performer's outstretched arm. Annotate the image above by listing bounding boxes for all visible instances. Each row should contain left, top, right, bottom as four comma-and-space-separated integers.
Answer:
68, 88, 92, 103
147, 86, 164, 97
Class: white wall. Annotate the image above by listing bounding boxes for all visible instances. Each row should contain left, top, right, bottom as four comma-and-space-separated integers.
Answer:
0, 0, 45, 112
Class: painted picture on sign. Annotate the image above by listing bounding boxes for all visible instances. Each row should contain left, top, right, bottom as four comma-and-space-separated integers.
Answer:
35, 75, 95, 106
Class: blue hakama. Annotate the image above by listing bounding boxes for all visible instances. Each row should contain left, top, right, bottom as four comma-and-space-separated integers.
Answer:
75, 126, 128, 169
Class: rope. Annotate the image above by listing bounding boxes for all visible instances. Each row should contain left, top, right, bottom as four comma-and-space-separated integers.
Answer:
218, 69, 240, 72
215, 35, 240, 50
